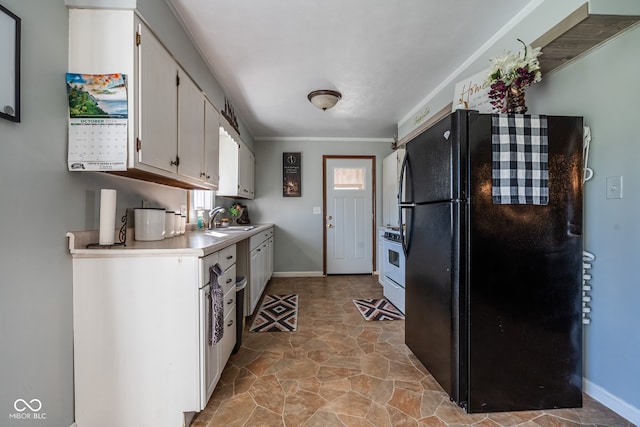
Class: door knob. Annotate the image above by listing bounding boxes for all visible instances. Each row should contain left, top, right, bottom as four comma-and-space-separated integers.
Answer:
327, 224, 334, 228
326, 215, 333, 220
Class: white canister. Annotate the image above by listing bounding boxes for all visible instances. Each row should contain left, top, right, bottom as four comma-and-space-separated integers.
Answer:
174, 212, 181, 236
165, 211, 175, 237
134, 208, 166, 241
180, 215, 186, 234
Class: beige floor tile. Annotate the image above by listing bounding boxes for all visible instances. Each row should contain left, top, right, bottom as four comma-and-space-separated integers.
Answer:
192, 275, 633, 427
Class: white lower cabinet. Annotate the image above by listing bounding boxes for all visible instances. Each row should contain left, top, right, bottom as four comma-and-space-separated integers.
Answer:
71, 244, 236, 427
240, 227, 274, 315
200, 244, 236, 407
249, 243, 262, 313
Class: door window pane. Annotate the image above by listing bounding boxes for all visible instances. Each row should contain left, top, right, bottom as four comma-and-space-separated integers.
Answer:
334, 167, 365, 190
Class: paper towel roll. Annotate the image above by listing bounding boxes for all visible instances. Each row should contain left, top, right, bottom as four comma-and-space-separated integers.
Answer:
99, 189, 117, 245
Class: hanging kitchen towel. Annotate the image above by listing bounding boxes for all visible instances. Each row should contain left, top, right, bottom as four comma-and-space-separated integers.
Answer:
492, 114, 549, 205
208, 263, 225, 345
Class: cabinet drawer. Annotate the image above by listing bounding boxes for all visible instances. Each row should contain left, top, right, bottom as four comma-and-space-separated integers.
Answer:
223, 283, 235, 320
250, 228, 272, 251
219, 306, 236, 371
383, 278, 405, 314
220, 264, 236, 298
218, 244, 236, 271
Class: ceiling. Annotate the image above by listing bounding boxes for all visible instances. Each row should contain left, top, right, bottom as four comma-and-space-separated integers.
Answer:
168, 0, 534, 140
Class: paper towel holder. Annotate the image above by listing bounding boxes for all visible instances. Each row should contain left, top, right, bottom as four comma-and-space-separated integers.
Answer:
86, 209, 129, 249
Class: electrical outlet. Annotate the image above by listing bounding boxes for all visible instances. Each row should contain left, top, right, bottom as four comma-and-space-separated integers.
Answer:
313, 207, 321, 215
606, 176, 623, 199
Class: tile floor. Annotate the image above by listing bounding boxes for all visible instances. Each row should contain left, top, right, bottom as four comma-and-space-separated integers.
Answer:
191, 275, 634, 427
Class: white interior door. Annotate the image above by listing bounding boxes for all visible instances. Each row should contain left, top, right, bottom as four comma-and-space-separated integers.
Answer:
324, 157, 374, 274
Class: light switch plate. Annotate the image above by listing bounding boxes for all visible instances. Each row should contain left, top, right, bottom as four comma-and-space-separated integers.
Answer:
606, 176, 623, 199
313, 206, 321, 214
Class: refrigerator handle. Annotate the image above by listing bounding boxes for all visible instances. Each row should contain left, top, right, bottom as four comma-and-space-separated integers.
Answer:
398, 152, 411, 255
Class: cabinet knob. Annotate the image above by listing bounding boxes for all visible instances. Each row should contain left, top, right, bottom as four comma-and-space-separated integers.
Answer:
226, 278, 233, 284
226, 255, 233, 260
227, 298, 234, 305
227, 320, 234, 327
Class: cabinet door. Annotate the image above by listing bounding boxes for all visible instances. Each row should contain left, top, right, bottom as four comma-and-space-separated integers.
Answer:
249, 247, 262, 314
204, 101, 220, 188
240, 146, 255, 198
137, 21, 178, 173
178, 68, 205, 182
201, 285, 220, 407
217, 129, 240, 196
258, 241, 268, 294
267, 236, 274, 280
219, 305, 236, 373
382, 152, 397, 226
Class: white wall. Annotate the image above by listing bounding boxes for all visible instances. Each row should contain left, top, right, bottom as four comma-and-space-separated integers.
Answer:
527, 25, 640, 423
397, 0, 640, 141
250, 139, 392, 274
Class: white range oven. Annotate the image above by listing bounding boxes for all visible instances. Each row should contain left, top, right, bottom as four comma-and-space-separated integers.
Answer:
382, 229, 405, 313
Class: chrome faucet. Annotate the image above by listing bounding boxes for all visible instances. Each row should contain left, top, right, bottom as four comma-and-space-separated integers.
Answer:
208, 206, 226, 229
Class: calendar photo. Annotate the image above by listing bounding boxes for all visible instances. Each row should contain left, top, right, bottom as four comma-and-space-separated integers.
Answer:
66, 73, 128, 171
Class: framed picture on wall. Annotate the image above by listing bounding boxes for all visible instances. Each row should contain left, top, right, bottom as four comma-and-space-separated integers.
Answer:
0, 4, 21, 122
283, 152, 301, 197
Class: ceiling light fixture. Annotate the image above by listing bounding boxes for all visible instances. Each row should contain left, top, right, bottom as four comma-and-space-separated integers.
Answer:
307, 89, 342, 111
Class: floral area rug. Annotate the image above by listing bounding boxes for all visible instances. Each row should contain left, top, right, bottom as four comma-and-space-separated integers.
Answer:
249, 294, 298, 332
353, 298, 405, 321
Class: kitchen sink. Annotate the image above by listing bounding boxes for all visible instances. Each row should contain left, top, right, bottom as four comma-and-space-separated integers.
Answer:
206, 225, 255, 235
219, 225, 255, 231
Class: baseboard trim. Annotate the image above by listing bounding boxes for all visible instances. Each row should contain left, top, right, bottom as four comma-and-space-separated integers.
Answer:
272, 271, 325, 278
584, 378, 640, 425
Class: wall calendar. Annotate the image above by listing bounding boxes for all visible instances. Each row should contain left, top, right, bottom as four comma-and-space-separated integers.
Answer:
66, 73, 128, 171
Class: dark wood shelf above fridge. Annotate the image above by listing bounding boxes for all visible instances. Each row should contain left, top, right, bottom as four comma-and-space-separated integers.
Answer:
532, 2, 640, 76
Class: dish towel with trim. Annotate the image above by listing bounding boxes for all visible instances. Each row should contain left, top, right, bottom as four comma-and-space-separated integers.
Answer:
208, 263, 225, 345
492, 114, 549, 205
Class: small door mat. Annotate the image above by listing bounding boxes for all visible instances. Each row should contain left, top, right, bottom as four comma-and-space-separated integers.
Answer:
250, 294, 298, 332
353, 298, 405, 321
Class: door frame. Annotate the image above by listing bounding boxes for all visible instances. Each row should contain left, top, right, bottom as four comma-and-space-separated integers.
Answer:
322, 155, 377, 275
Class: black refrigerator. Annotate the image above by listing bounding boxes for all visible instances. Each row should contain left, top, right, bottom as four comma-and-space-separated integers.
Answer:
400, 110, 583, 413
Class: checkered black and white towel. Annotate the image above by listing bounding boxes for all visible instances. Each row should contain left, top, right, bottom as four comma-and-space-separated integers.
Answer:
492, 114, 549, 205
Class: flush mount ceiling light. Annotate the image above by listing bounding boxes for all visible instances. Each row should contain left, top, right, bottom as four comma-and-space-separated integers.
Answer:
307, 89, 342, 111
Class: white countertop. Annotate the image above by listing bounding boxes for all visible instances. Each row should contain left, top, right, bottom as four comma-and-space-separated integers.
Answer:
67, 224, 274, 258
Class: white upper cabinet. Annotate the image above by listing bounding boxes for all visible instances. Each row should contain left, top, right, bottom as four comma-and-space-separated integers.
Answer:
203, 100, 220, 188
217, 120, 254, 199
68, 8, 219, 190
137, 19, 179, 174
239, 142, 255, 199
177, 67, 205, 181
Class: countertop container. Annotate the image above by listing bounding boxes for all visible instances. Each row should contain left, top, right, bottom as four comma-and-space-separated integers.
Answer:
165, 211, 175, 238
134, 208, 166, 241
